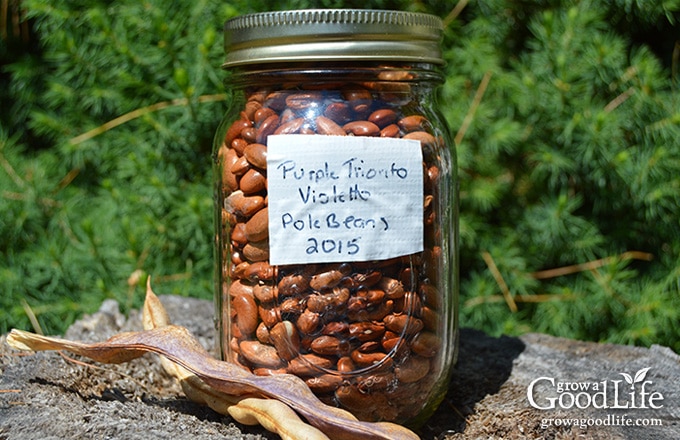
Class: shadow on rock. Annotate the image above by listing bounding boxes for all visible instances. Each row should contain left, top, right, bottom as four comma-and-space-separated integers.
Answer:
419, 327, 526, 439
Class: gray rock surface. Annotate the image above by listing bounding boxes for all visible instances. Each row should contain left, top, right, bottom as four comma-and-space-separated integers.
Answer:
1, 296, 678, 439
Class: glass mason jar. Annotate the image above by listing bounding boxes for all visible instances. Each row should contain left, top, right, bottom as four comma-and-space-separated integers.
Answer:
213, 9, 458, 427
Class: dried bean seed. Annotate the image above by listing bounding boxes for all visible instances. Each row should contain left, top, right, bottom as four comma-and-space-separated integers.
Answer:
306, 374, 344, 394
232, 292, 259, 335
315, 116, 347, 136
394, 355, 430, 383
242, 239, 269, 262
256, 114, 279, 144
239, 168, 266, 194
230, 155, 250, 175
243, 143, 267, 169
244, 207, 268, 242
239, 340, 285, 369
274, 117, 304, 135
310, 335, 350, 356
227, 191, 265, 218
342, 120, 380, 136
368, 109, 398, 128
288, 353, 334, 376
269, 321, 300, 361
398, 115, 428, 132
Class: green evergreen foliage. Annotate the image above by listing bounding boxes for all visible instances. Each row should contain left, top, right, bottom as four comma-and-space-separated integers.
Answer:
2, 0, 679, 352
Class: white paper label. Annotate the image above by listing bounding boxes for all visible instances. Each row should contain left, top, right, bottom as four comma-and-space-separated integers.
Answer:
267, 134, 423, 265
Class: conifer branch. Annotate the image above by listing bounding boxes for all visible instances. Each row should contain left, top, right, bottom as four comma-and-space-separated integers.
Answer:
68, 94, 227, 146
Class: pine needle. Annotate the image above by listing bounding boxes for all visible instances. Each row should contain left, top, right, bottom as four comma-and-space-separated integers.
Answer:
530, 251, 654, 280
20, 299, 44, 336
455, 71, 492, 147
68, 93, 227, 146
604, 87, 635, 113
443, 0, 469, 28
481, 251, 518, 312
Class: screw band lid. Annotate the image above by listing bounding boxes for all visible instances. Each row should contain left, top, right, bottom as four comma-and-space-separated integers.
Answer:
223, 9, 444, 67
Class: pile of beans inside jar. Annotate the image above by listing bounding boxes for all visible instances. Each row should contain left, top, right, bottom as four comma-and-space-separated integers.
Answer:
217, 76, 447, 423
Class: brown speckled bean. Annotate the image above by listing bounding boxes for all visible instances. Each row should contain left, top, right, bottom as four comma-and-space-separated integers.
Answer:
244, 207, 268, 242
239, 340, 285, 369
342, 120, 380, 136
243, 143, 267, 169
315, 115, 347, 136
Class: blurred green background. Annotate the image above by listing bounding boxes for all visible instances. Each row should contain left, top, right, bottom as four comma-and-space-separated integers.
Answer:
1, 0, 679, 352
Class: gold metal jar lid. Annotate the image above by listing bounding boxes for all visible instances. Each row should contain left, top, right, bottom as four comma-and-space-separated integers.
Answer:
223, 9, 444, 67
